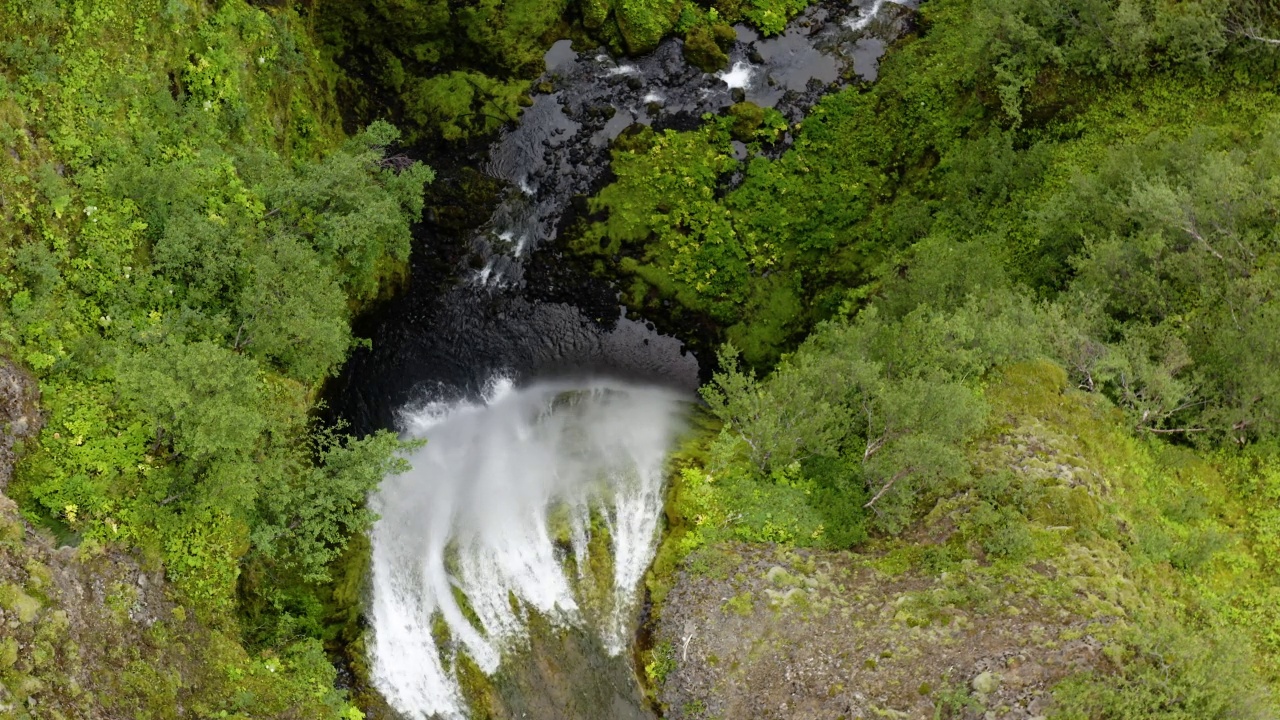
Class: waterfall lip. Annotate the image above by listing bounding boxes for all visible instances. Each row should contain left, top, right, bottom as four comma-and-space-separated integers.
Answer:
370, 376, 690, 719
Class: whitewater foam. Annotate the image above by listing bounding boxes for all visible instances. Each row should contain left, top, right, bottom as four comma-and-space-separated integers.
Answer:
845, 0, 901, 31
716, 61, 754, 89
369, 379, 687, 719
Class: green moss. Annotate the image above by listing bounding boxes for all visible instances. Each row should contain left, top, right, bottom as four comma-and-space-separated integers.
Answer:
455, 651, 500, 719
743, 0, 812, 35
404, 71, 530, 142
0, 636, 17, 669
683, 23, 736, 73
580, 508, 618, 621
723, 591, 755, 616
0, 582, 42, 623
583, 0, 612, 29
616, 0, 685, 53
727, 101, 765, 141
0, 514, 23, 546
24, 559, 51, 594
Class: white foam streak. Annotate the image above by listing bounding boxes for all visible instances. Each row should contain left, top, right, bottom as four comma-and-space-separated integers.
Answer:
845, 0, 900, 31
370, 380, 686, 719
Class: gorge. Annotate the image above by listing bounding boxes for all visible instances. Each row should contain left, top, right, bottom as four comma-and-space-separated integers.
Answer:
332, 2, 916, 715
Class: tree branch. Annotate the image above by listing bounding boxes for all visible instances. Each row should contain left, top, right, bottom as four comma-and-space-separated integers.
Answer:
150, 426, 167, 455
1228, 24, 1280, 46
158, 492, 184, 506
1179, 216, 1225, 262
864, 466, 914, 509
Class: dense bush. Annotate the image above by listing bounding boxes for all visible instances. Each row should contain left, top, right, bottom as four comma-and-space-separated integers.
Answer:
1052, 621, 1271, 719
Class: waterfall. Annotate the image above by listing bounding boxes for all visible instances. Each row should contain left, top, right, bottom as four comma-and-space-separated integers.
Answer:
368, 377, 688, 719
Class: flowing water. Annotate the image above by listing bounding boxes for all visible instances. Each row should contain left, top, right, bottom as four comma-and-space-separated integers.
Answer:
370, 379, 687, 718
333, 2, 918, 717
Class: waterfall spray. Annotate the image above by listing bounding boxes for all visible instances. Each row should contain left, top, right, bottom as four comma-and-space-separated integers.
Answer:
368, 378, 688, 719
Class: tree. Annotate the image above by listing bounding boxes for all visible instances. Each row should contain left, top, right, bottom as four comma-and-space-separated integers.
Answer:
116, 340, 266, 512
249, 428, 410, 583
236, 234, 350, 382
267, 121, 434, 300
1057, 127, 1280, 442
703, 301, 994, 534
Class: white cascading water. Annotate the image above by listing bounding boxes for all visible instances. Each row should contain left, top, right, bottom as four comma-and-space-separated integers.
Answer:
369, 377, 688, 719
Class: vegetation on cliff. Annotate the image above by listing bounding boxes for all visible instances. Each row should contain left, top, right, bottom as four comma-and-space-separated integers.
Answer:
573, 0, 1280, 368
0, 0, 430, 713
607, 0, 1280, 712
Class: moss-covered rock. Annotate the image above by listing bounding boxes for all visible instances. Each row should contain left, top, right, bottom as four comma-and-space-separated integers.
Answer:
727, 100, 766, 140
645, 360, 1280, 718
683, 23, 737, 72
0, 490, 360, 717
582, 0, 612, 29
615, 0, 685, 54
0, 582, 41, 623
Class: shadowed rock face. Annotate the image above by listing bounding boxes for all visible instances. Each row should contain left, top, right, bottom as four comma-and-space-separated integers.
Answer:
488, 619, 655, 720
0, 360, 40, 492
327, 0, 917, 436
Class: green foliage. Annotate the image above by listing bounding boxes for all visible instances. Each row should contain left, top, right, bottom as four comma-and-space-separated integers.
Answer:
571, 0, 1280, 377
727, 101, 765, 140
575, 120, 754, 320
1051, 620, 1271, 719
404, 71, 530, 142
117, 341, 265, 510
318, 0, 564, 140
967, 0, 1231, 123
616, 0, 686, 53
1038, 126, 1280, 443
701, 295, 1008, 534
644, 640, 678, 687
743, 0, 812, 35
683, 21, 737, 72
250, 430, 411, 584
0, 0, 430, 711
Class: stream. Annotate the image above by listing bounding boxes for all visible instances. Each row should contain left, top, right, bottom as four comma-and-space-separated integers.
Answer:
327, 2, 916, 717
